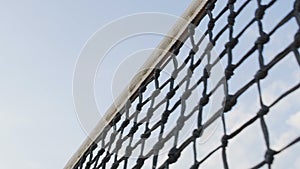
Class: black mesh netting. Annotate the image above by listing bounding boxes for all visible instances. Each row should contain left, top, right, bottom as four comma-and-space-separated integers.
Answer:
72, 0, 300, 168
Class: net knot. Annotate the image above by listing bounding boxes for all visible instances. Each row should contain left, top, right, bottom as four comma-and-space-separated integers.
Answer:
257, 105, 269, 117
189, 47, 198, 56
294, 31, 300, 48
190, 162, 200, 169
255, 5, 267, 20
120, 119, 130, 130
128, 123, 140, 137
109, 132, 117, 141
125, 146, 133, 157
255, 32, 270, 45
152, 89, 160, 98
227, 0, 236, 5
133, 158, 145, 169
225, 64, 236, 80
147, 107, 154, 117
228, 12, 236, 26
200, 95, 209, 106
265, 149, 276, 164
224, 95, 237, 112
136, 103, 143, 111
85, 161, 92, 168
103, 153, 111, 163
205, 64, 212, 72
97, 148, 105, 156
125, 100, 132, 108
162, 110, 171, 124
206, 2, 215, 11
90, 142, 98, 150
173, 47, 181, 56
225, 38, 238, 49
167, 90, 176, 99
192, 46, 199, 55
154, 69, 161, 79
255, 67, 268, 80
188, 24, 196, 35
208, 19, 215, 30
140, 85, 147, 92
182, 90, 191, 100
109, 112, 121, 126
115, 139, 123, 150
203, 67, 210, 78
193, 126, 203, 139
154, 140, 164, 151
172, 70, 179, 79
221, 135, 229, 147
168, 147, 181, 164
141, 129, 151, 139
176, 116, 185, 130
187, 69, 193, 78
111, 162, 120, 169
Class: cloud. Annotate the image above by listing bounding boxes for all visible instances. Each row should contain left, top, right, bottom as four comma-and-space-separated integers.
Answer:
273, 130, 297, 150
287, 111, 300, 130
294, 156, 300, 168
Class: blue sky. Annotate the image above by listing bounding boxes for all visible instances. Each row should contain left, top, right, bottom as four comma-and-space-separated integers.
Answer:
0, 1, 192, 169
1, 0, 300, 169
